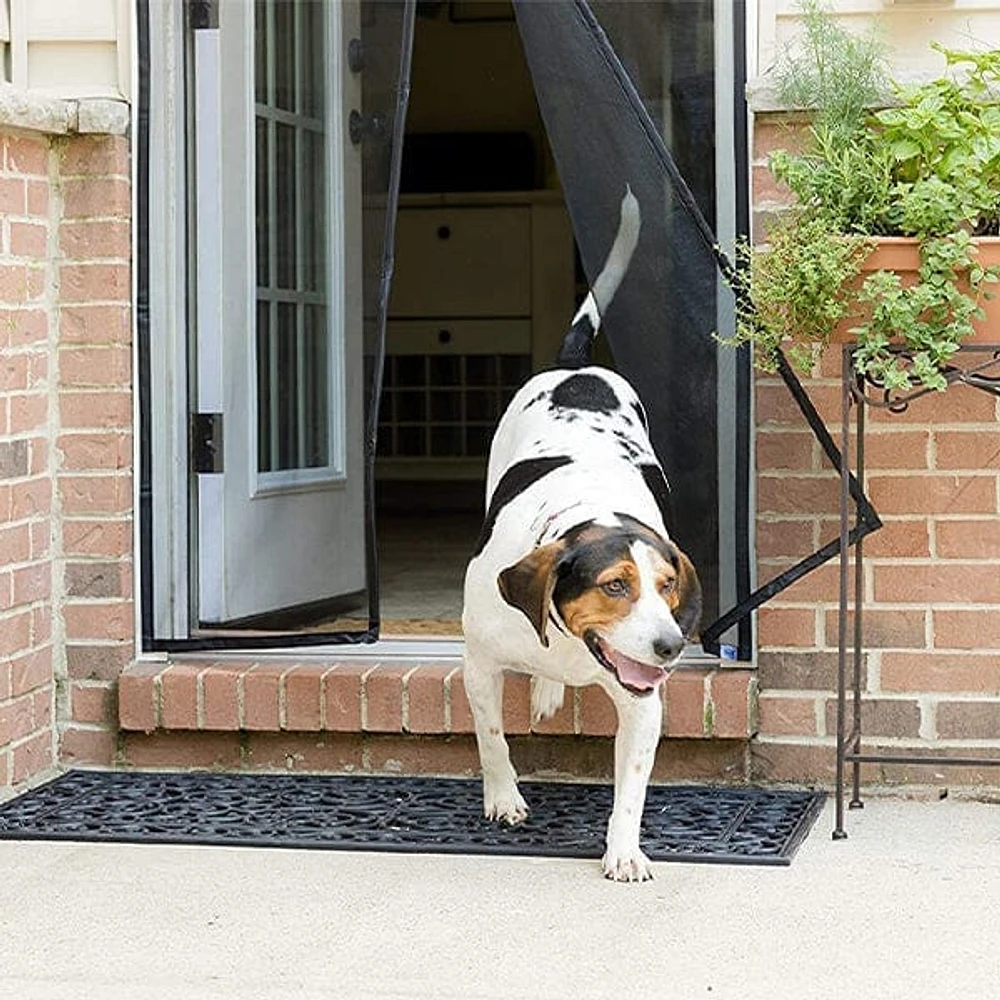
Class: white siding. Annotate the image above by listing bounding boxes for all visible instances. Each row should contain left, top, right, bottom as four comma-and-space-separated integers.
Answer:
5, 0, 131, 100
758, 0, 1000, 81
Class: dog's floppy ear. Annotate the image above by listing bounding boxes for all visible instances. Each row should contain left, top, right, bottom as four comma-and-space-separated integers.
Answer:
497, 541, 566, 647
671, 549, 703, 639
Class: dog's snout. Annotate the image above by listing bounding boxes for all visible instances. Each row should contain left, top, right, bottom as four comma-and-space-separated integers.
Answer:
653, 636, 684, 661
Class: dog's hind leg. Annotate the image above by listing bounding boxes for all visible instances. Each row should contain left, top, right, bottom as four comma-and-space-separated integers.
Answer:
463, 645, 529, 825
531, 677, 566, 725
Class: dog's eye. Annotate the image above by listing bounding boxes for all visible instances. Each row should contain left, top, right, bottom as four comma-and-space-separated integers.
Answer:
660, 579, 676, 595
601, 579, 628, 597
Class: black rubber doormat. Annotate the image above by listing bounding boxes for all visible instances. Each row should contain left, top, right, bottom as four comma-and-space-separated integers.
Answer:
0, 771, 824, 866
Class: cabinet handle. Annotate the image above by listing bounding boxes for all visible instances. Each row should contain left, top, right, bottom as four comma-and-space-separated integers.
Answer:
436, 225, 451, 240
438, 329, 452, 345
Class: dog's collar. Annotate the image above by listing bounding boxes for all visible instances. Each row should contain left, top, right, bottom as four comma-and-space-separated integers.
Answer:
532, 501, 588, 547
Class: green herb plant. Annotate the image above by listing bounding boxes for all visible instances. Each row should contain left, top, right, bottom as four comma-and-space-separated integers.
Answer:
725, 1, 1000, 391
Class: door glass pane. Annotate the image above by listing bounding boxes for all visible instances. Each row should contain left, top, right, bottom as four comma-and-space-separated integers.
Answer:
254, 0, 329, 473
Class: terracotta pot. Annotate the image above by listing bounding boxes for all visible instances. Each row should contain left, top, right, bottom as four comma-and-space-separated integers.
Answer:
830, 235, 1000, 345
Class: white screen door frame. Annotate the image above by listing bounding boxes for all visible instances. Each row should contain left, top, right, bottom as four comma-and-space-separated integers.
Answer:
193, 0, 366, 624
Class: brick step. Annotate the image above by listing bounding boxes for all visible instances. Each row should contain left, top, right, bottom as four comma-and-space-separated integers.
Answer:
119, 658, 758, 742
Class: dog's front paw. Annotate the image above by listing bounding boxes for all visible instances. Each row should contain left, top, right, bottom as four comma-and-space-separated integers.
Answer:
484, 783, 529, 825
601, 846, 654, 883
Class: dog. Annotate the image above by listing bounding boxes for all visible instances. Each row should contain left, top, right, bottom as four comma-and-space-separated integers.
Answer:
461, 187, 702, 882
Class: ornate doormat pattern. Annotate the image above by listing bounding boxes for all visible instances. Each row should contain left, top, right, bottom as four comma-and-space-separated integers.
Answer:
0, 771, 824, 866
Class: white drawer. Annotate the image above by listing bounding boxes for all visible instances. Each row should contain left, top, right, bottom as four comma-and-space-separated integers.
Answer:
388, 207, 531, 318
386, 319, 531, 356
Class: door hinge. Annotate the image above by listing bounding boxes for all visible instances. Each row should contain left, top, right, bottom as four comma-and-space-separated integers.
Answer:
191, 413, 224, 473
189, 0, 219, 30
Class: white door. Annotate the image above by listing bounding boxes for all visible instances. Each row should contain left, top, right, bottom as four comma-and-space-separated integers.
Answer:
193, 0, 366, 623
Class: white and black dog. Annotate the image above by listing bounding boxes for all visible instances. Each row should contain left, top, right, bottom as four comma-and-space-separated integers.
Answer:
462, 187, 702, 882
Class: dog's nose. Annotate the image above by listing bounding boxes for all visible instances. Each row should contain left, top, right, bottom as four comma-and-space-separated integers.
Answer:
653, 636, 684, 661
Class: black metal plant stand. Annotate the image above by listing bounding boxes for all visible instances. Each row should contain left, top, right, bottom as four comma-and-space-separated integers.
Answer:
835, 342, 1000, 838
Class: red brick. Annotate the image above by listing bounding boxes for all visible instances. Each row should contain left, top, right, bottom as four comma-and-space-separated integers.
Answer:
323, 663, 366, 731
857, 430, 932, 470
936, 701, 1000, 740
765, 561, 840, 604
755, 519, 817, 560
160, 663, 200, 729
58, 346, 131, 388
0, 177, 26, 213
63, 519, 131, 558
756, 381, 840, 427
60, 391, 132, 429
579, 684, 616, 736
283, 665, 324, 731
873, 563, 1000, 604
502, 671, 531, 735
758, 606, 817, 647
59, 725, 116, 766
935, 431, 1000, 469
67, 641, 132, 682
26, 180, 48, 217
0, 698, 34, 745
8, 392, 47, 434
758, 475, 841, 518
868, 386, 997, 425
12, 730, 53, 784
936, 520, 1000, 559
405, 664, 452, 734
120, 731, 242, 770
12, 562, 50, 605
10, 647, 51, 697
59, 134, 129, 177
860, 519, 930, 559
756, 431, 815, 471
59, 263, 130, 304
10, 222, 47, 258
823, 696, 922, 738
10, 476, 51, 519
60, 304, 131, 345
7, 309, 47, 348
709, 669, 756, 737
59, 474, 132, 515
63, 600, 132, 643
61, 177, 130, 219
0, 353, 29, 392
60, 220, 130, 260
70, 682, 116, 724
6, 134, 50, 176
823, 608, 928, 649
366, 735, 482, 776
0, 524, 31, 566
758, 693, 819, 737
882, 652, 1000, 694
753, 118, 810, 160
364, 663, 407, 732
201, 662, 249, 730
448, 671, 475, 733
664, 668, 708, 737
243, 733, 364, 773
243, 664, 280, 730
0, 610, 31, 656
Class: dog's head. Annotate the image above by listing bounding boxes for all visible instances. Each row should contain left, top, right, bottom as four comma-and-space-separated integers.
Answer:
497, 515, 702, 695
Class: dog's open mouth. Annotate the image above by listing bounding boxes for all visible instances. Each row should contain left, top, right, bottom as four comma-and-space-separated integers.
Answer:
585, 633, 667, 695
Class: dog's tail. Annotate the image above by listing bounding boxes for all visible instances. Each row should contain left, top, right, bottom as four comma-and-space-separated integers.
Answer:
556, 185, 641, 368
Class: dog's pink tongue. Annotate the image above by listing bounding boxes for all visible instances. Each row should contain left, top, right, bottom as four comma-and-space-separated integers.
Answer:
603, 646, 667, 691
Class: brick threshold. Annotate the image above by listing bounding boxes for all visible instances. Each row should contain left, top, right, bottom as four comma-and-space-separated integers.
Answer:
119, 651, 759, 742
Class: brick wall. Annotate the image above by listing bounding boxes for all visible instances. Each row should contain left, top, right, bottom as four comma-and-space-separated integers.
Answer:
0, 127, 132, 794
750, 116, 1000, 786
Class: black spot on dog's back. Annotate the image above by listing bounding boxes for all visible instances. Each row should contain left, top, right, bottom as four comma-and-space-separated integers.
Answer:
472, 456, 573, 556
550, 373, 619, 415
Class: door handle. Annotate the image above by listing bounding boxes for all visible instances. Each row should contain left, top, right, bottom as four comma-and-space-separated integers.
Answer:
349, 110, 386, 146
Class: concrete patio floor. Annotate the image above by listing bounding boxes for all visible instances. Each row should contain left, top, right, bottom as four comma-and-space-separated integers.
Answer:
0, 792, 998, 999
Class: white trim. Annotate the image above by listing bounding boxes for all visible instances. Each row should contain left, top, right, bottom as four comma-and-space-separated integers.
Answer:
147, 0, 191, 640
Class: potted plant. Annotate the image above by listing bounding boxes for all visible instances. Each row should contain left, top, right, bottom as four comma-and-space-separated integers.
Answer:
728, 1, 1000, 393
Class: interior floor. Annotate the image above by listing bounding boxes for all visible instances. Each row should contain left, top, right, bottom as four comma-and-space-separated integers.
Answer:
375, 511, 481, 636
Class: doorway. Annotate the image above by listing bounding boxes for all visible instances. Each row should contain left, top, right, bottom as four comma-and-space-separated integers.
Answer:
142, 0, 739, 649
